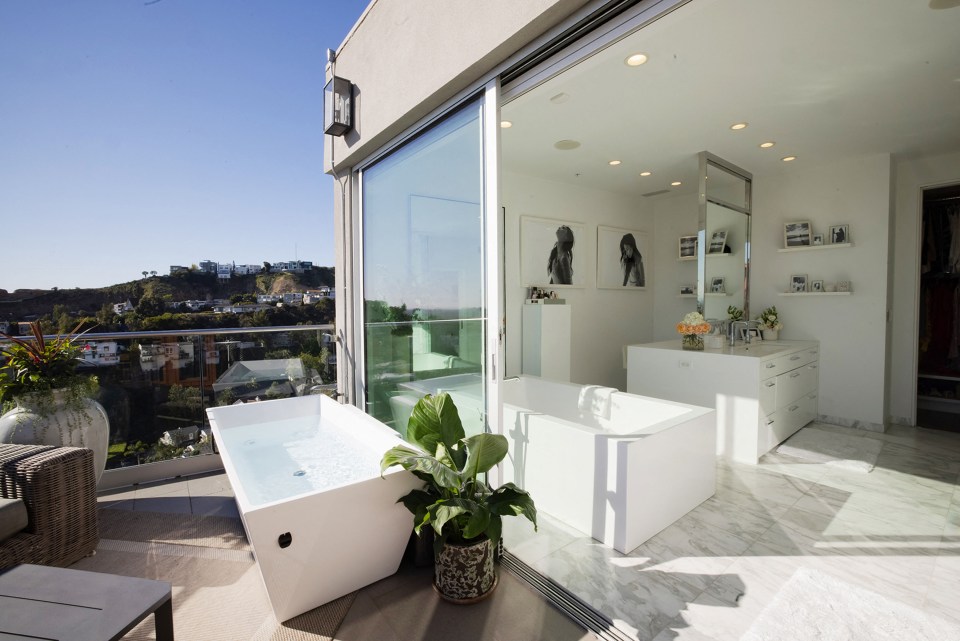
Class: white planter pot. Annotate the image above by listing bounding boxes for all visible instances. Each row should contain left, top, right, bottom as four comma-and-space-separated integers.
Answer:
0, 390, 110, 484
762, 328, 779, 341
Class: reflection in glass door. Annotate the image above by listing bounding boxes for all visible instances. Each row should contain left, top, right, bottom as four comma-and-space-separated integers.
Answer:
359, 100, 487, 438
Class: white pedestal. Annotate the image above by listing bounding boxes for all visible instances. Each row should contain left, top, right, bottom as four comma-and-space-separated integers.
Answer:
522, 303, 571, 381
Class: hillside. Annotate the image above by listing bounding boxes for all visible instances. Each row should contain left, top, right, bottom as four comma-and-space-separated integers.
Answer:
0, 267, 334, 322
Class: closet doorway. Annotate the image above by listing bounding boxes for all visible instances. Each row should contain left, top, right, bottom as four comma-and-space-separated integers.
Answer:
917, 182, 960, 432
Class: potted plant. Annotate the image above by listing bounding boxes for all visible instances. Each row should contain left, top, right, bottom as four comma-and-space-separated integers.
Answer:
757, 306, 783, 341
0, 321, 110, 482
380, 392, 537, 603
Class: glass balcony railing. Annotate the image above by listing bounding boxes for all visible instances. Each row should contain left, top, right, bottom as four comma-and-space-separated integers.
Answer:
1, 325, 336, 481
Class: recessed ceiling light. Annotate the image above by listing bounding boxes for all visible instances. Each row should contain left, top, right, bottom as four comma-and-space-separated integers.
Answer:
759, 141, 775, 148
730, 122, 748, 130
500, 120, 513, 129
608, 160, 621, 166
550, 92, 570, 104
782, 156, 797, 162
554, 139, 581, 150
624, 53, 649, 67
671, 181, 682, 186
639, 171, 652, 177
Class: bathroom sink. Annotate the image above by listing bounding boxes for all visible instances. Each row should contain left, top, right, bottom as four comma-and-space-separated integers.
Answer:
728, 342, 788, 357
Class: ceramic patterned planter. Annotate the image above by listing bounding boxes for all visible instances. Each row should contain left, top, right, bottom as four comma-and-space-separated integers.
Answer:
434, 536, 497, 603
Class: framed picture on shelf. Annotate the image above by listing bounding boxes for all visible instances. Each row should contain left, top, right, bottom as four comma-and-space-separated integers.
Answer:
710, 276, 725, 293
597, 225, 647, 289
790, 274, 808, 292
707, 230, 727, 254
679, 285, 695, 296
784, 221, 812, 248
829, 224, 849, 244
679, 235, 697, 259
813, 233, 824, 246
811, 280, 824, 292
520, 216, 586, 287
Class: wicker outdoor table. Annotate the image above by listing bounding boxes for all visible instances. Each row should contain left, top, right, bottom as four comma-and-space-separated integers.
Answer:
0, 564, 173, 640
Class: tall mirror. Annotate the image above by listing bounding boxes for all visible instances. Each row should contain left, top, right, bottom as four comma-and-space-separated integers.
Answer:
698, 152, 752, 321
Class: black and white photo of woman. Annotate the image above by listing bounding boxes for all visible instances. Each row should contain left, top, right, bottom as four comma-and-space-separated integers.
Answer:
620, 233, 645, 287
548, 225, 574, 284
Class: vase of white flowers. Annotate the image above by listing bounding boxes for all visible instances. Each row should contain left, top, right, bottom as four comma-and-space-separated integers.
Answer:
757, 306, 783, 341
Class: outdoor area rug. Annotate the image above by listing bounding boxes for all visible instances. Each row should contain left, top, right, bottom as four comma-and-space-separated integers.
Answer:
68, 508, 356, 641
775, 425, 883, 472
740, 567, 960, 641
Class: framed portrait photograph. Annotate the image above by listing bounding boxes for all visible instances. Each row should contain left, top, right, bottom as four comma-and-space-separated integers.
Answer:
707, 230, 727, 254
520, 216, 586, 287
829, 224, 850, 244
784, 221, 812, 248
679, 285, 695, 296
790, 274, 808, 292
811, 279, 824, 292
813, 233, 824, 246
597, 225, 647, 289
678, 235, 697, 260
709, 276, 725, 293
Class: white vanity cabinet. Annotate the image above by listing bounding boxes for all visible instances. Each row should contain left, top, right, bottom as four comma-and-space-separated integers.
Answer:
626, 340, 819, 464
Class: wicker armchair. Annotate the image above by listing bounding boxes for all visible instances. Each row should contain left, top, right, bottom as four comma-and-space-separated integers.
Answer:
0, 444, 99, 569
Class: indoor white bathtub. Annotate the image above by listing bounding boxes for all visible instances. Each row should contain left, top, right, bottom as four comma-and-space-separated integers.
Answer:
501, 376, 716, 554
206, 394, 420, 622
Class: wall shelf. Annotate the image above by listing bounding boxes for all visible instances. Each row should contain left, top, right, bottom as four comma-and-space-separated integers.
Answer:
678, 256, 696, 262
778, 242, 853, 253
918, 373, 960, 382
778, 291, 852, 296
706, 292, 732, 297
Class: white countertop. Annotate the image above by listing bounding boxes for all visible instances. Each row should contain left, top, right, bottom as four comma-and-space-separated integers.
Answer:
627, 339, 818, 359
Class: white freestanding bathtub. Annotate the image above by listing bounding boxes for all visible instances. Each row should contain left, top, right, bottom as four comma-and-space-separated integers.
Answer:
206, 395, 420, 622
501, 376, 716, 554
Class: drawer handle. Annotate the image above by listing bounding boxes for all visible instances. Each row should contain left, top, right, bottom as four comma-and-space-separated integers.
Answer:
789, 404, 800, 412
789, 355, 801, 361
766, 419, 775, 425
790, 372, 800, 378
766, 363, 776, 369
809, 364, 818, 369
765, 381, 775, 387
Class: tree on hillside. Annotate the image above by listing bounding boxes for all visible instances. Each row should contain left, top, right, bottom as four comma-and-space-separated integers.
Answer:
136, 294, 166, 317
150, 271, 157, 278
262, 262, 271, 273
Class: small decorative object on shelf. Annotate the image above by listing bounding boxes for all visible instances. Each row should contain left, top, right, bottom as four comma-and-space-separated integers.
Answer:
837, 280, 851, 292
757, 305, 783, 340
676, 311, 711, 351
829, 224, 849, 244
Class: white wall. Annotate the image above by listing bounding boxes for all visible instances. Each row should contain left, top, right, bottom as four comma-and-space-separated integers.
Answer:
889, 151, 960, 425
653, 193, 699, 340
751, 154, 892, 429
503, 171, 656, 389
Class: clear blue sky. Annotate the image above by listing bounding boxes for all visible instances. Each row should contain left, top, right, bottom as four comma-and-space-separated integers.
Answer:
0, 0, 369, 292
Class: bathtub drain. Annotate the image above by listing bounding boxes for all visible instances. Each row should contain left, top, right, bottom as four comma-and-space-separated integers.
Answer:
293, 469, 306, 477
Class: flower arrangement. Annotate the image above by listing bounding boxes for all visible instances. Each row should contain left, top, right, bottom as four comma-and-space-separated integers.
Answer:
676, 311, 711, 336
0, 321, 98, 418
757, 306, 783, 331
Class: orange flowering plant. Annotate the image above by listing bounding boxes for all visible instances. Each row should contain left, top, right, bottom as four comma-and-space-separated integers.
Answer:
676, 311, 711, 336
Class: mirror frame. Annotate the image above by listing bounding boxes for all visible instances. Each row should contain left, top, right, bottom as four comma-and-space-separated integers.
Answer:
697, 151, 753, 320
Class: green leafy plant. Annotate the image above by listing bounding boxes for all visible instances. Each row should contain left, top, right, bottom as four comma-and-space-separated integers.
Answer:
0, 321, 98, 412
757, 305, 783, 330
727, 306, 744, 322
380, 392, 537, 553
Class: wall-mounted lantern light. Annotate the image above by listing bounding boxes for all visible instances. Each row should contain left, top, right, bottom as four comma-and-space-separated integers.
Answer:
324, 76, 354, 137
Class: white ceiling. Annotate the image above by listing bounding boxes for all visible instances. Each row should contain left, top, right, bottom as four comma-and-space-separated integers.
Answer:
500, 0, 960, 198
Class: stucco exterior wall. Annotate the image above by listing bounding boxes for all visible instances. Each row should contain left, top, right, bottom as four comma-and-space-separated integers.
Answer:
325, 0, 587, 172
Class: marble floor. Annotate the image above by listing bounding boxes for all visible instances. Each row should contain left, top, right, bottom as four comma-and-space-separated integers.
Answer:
503, 422, 960, 640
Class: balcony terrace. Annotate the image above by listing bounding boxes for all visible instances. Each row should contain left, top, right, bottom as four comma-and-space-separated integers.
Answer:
78, 421, 960, 641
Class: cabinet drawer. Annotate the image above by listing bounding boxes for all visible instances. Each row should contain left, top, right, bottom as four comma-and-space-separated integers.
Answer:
760, 377, 778, 416
777, 363, 818, 409
767, 392, 818, 448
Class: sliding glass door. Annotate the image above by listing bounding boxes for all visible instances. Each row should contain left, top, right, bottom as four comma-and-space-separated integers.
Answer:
358, 99, 488, 439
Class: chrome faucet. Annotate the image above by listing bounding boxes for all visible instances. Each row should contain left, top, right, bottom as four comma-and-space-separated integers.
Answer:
729, 320, 761, 345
